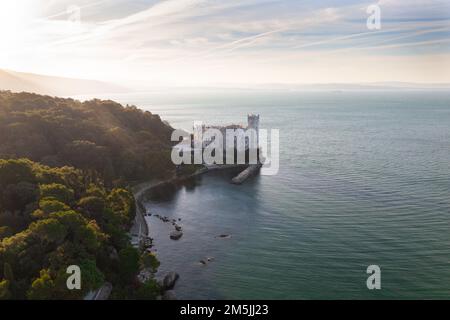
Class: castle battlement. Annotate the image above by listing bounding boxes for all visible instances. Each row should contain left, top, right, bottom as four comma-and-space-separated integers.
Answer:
196, 114, 259, 134
193, 115, 260, 151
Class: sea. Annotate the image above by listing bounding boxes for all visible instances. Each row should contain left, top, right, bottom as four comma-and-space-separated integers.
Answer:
76, 90, 450, 299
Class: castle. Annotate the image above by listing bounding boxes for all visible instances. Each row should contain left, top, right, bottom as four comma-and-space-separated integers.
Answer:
194, 114, 260, 152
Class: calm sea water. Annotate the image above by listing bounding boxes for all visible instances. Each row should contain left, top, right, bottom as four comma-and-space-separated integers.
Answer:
81, 90, 450, 299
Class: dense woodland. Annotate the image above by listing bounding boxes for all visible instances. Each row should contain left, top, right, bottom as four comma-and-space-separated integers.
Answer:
0, 91, 174, 299
0, 91, 175, 185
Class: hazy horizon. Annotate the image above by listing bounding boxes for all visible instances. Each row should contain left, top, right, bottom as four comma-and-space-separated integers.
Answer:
2, 68, 450, 96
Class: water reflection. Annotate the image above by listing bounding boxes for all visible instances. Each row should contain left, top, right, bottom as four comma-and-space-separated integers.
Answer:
143, 168, 247, 203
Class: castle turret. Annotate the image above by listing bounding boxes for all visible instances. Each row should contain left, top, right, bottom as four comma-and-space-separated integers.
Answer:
247, 114, 259, 130
247, 114, 260, 147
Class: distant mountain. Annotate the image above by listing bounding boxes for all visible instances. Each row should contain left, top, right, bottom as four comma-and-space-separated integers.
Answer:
0, 69, 128, 96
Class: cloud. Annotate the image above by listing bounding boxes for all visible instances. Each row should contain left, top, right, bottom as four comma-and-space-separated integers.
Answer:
101, 0, 207, 29
3, 0, 450, 85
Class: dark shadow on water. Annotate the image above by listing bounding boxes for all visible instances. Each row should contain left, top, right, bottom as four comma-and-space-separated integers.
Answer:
183, 177, 201, 192
144, 167, 246, 203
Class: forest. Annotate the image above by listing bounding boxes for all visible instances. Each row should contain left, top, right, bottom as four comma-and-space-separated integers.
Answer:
0, 91, 175, 299
0, 91, 175, 185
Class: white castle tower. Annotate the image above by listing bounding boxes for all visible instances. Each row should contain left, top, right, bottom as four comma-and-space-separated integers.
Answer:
247, 114, 259, 130
247, 114, 260, 147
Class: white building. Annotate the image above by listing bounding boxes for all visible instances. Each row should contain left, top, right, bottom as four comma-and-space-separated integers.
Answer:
195, 114, 260, 152
173, 115, 260, 166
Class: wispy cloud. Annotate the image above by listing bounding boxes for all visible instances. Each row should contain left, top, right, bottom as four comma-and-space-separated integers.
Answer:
2, 0, 449, 86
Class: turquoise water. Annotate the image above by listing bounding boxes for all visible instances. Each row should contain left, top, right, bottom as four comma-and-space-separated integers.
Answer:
85, 90, 450, 299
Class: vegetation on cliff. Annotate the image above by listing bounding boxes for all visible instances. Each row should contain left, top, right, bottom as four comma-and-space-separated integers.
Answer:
0, 91, 175, 299
0, 90, 175, 185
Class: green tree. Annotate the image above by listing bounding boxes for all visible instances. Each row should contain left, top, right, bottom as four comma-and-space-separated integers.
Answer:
1, 182, 38, 212
77, 196, 106, 221
40, 184, 74, 204
31, 218, 67, 245
0, 159, 35, 187
3, 262, 14, 283
108, 188, 135, 227
118, 246, 140, 284
27, 269, 55, 300
140, 252, 160, 273
0, 280, 11, 300
80, 260, 104, 291
38, 198, 70, 215
134, 279, 160, 300
0, 226, 12, 239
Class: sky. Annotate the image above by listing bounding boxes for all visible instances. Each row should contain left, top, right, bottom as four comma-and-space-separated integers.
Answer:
1, 0, 449, 87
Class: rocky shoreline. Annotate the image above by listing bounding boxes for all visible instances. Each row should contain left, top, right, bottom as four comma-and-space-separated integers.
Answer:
131, 168, 210, 299
131, 164, 259, 299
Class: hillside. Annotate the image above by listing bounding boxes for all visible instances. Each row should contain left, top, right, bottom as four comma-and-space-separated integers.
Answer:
0, 91, 175, 185
0, 159, 160, 299
0, 69, 127, 96
0, 91, 175, 299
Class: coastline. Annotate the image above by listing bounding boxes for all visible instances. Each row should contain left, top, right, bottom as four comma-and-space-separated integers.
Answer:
130, 167, 209, 246
129, 163, 255, 299
131, 181, 161, 239
131, 162, 254, 244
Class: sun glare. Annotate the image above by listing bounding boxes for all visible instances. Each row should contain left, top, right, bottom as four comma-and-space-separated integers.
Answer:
0, 1, 36, 38
0, 0, 38, 62
1, 2, 24, 29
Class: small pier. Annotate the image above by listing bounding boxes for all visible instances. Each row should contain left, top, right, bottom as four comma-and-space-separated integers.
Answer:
231, 163, 263, 184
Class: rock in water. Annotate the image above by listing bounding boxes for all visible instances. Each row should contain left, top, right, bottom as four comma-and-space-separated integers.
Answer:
231, 163, 262, 184
163, 272, 179, 290
170, 230, 183, 240
162, 290, 177, 300
216, 234, 231, 239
